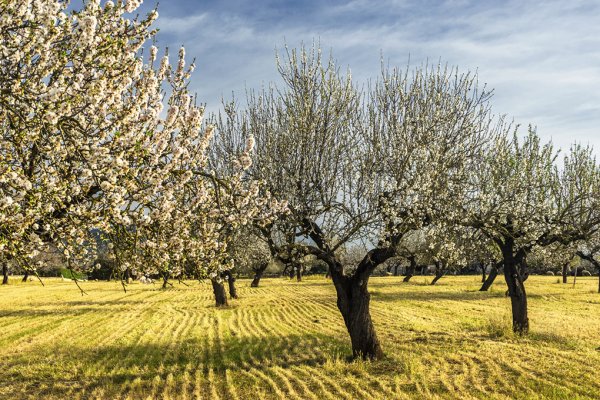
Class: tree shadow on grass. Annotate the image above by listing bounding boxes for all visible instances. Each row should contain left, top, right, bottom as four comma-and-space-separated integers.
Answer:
2, 331, 351, 399
369, 288, 544, 303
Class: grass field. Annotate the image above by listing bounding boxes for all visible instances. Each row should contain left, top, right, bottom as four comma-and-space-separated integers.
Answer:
1, 275, 599, 400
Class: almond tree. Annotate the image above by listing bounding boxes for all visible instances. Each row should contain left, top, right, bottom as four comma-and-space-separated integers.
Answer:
214, 44, 496, 359
463, 131, 600, 333
0, 0, 285, 296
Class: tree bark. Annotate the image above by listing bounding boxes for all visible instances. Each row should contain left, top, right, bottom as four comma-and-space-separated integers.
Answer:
481, 263, 487, 283
211, 278, 228, 306
22, 270, 29, 282
403, 256, 416, 282
562, 262, 569, 283
502, 241, 529, 334
479, 262, 500, 291
332, 270, 383, 360
2, 262, 8, 285
250, 262, 268, 287
296, 265, 302, 282
222, 270, 238, 299
430, 261, 444, 285
393, 264, 399, 276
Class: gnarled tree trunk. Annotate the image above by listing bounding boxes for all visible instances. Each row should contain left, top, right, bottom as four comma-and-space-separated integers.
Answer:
502, 241, 528, 334
332, 270, 382, 360
250, 262, 268, 287
211, 278, 228, 306
223, 270, 238, 299
403, 256, 416, 282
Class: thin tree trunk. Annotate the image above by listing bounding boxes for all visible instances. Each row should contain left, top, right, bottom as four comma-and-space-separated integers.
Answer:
250, 262, 268, 287
394, 264, 399, 276
430, 261, 444, 285
480, 262, 500, 291
2, 262, 8, 285
502, 242, 528, 334
296, 265, 302, 282
332, 271, 382, 360
161, 272, 170, 289
22, 270, 29, 282
403, 256, 416, 282
223, 270, 238, 299
562, 262, 569, 284
431, 271, 444, 285
481, 263, 487, 283
211, 278, 228, 306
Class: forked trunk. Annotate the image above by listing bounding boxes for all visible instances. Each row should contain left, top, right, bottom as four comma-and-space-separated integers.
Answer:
403, 256, 416, 282
250, 263, 267, 287
211, 278, 228, 306
502, 243, 528, 334
333, 274, 383, 360
2, 263, 8, 285
480, 263, 500, 291
223, 271, 238, 299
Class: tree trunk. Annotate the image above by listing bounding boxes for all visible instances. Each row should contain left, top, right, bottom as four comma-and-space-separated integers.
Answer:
502, 242, 529, 334
2, 263, 8, 285
480, 262, 500, 291
211, 278, 228, 306
22, 270, 29, 282
562, 262, 569, 284
333, 273, 383, 360
481, 263, 487, 283
250, 263, 268, 287
296, 266, 302, 282
403, 256, 416, 282
430, 261, 444, 285
223, 271, 238, 299
393, 264, 399, 276
431, 271, 444, 285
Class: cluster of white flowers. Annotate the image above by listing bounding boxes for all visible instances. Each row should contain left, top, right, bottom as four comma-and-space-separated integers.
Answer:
0, 0, 287, 281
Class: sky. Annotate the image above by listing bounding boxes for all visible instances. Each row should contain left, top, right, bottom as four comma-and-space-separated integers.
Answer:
132, 0, 600, 153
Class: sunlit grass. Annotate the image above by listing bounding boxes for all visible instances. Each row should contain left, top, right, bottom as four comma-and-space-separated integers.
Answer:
1, 275, 599, 399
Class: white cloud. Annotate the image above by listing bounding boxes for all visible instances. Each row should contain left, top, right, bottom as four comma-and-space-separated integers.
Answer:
152, 0, 600, 152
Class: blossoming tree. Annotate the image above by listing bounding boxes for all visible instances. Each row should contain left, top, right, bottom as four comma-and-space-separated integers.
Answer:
0, 0, 286, 298
214, 44, 497, 359
463, 131, 600, 332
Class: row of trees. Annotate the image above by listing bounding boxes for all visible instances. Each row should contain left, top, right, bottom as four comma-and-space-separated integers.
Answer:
2, 1, 599, 360
210, 45, 600, 358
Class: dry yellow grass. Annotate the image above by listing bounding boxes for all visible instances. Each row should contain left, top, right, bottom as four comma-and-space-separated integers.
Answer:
1, 275, 599, 399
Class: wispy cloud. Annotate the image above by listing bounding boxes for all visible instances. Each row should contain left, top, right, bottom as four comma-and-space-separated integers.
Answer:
138, 0, 600, 152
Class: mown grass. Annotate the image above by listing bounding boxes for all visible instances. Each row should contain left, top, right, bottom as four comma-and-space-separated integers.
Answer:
1, 275, 599, 399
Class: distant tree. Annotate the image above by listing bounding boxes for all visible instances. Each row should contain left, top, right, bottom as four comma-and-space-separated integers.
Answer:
462, 132, 600, 333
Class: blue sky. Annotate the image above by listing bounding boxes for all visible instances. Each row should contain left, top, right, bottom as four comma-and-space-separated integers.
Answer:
132, 0, 599, 153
